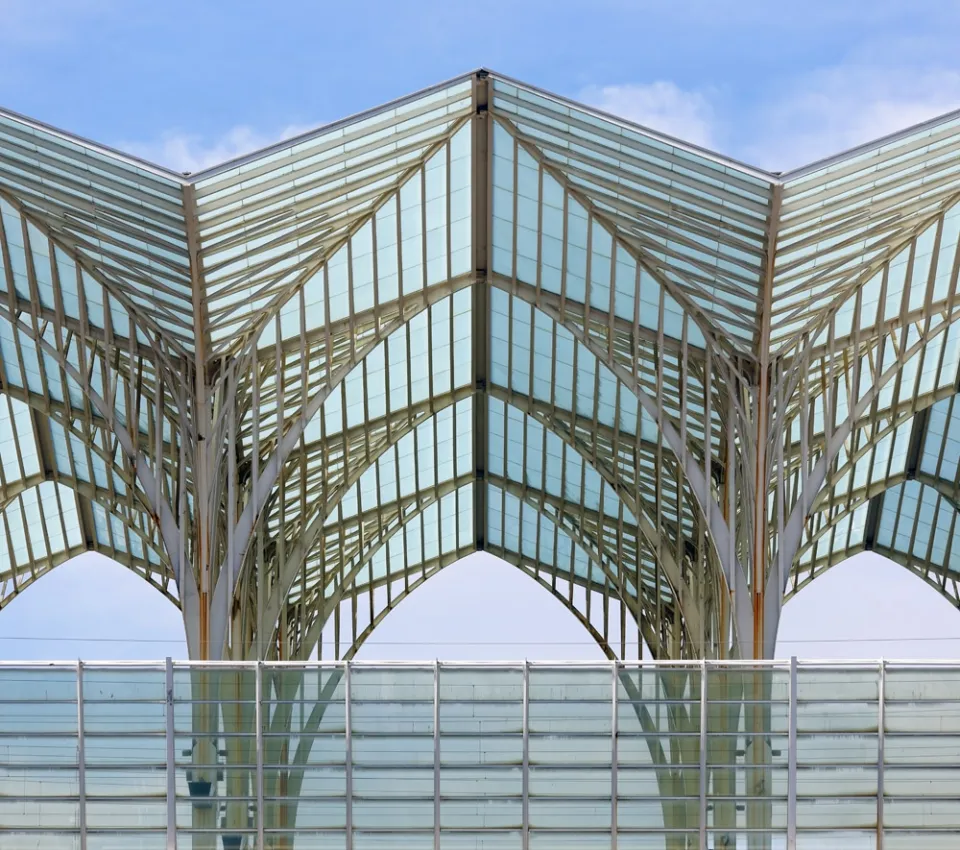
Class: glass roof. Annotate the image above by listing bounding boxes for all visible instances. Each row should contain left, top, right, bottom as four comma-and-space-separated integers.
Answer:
490, 79, 772, 353
195, 81, 474, 355
0, 112, 194, 350
2, 71, 960, 660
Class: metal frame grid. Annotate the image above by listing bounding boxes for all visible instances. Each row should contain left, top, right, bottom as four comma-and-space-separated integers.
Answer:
1, 658, 959, 850
1, 70, 960, 665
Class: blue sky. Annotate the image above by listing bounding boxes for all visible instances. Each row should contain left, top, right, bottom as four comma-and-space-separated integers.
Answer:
2, 0, 960, 662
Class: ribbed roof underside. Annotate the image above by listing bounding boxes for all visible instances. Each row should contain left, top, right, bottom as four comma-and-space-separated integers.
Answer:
3, 69, 957, 356
2, 69, 960, 660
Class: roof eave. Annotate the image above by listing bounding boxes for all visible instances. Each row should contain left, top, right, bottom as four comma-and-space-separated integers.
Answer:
185, 69, 482, 183
485, 68, 782, 186
781, 105, 960, 182
0, 103, 190, 184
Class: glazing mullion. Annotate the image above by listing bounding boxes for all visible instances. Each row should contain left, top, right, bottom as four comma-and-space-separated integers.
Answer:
611, 661, 619, 850
76, 661, 87, 850
345, 662, 353, 850
166, 657, 177, 850
522, 660, 530, 850
877, 660, 886, 850
433, 661, 441, 850
787, 656, 797, 850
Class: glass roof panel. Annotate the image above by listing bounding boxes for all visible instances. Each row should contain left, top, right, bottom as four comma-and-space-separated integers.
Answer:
196, 84, 473, 353
490, 118, 724, 348
774, 130, 960, 351
8, 72, 960, 655
490, 80, 771, 350
921, 395, 960, 484
876, 480, 960, 571
486, 482, 623, 595
0, 113, 194, 350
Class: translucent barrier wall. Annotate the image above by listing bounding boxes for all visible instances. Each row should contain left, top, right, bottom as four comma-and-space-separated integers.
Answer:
0, 660, 958, 849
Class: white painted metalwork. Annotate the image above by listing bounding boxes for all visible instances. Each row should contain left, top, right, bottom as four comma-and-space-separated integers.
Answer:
611, 661, 619, 850
255, 661, 264, 850
76, 661, 87, 850
877, 659, 886, 850
522, 659, 530, 850
1, 68, 960, 669
787, 656, 797, 850
698, 660, 707, 850
166, 656, 177, 850
433, 659, 440, 850
0, 659, 953, 849
344, 660, 353, 850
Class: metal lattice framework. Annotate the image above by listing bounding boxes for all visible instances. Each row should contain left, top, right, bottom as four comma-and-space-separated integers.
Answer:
2, 70, 960, 662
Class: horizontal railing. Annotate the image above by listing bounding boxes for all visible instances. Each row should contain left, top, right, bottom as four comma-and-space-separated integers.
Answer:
0, 659, 958, 850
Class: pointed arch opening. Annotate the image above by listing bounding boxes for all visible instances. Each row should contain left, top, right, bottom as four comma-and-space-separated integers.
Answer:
0, 551, 186, 660
779, 551, 960, 659
348, 552, 629, 662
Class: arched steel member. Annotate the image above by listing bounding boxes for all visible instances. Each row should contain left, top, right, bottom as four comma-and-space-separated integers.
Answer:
2, 67, 960, 674
0, 195, 190, 617
244, 291, 721, 664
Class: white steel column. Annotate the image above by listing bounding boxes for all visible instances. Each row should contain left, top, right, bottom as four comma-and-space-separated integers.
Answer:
255, 662, 264, 850
787, 657, 797, 850
76, 662, 87, 850
611, 662, 619, 850
345, 663, 353, 850
522, 661, 530, 850
877, 661, 885, 850
434, 662, 441, 850
699, 660, 708, 850
471, 69, 490, 551
166, 657, 177, 850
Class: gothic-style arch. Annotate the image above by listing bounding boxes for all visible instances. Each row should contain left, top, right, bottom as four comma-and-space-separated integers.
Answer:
3, 68, 960, 663
250, 289, 717, 661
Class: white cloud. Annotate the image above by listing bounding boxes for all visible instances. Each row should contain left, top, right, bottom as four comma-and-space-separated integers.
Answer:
580, 65, 960, 174
125, 62, 960, 180
124, 123, 314, 174
579, 81, 716, 149
747, 66, 960, 172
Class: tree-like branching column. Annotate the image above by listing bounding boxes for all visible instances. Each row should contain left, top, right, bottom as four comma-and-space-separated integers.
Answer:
3, 70, 960, 849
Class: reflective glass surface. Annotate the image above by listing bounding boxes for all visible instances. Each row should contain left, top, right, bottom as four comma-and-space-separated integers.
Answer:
1, 661, 956, 848
3, 70, 960, 666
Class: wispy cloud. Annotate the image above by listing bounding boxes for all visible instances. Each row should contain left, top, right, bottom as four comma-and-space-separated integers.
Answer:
124, 123, 315, 174
579, 81, 716, 149
746, 66, 960, 172
581, 64, 960, 173
124, 58, 960, 179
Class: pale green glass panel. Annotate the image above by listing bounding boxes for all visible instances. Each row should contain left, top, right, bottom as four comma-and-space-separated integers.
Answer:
883, 834, 960, 850
262, 834, 346, 850
353, 833, 433, 850
617, 836, 698, 850
439, 833, 521, 850
87, 836, 166, 850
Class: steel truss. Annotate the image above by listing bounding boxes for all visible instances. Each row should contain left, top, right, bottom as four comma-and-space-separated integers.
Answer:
2, 70, 960, 665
